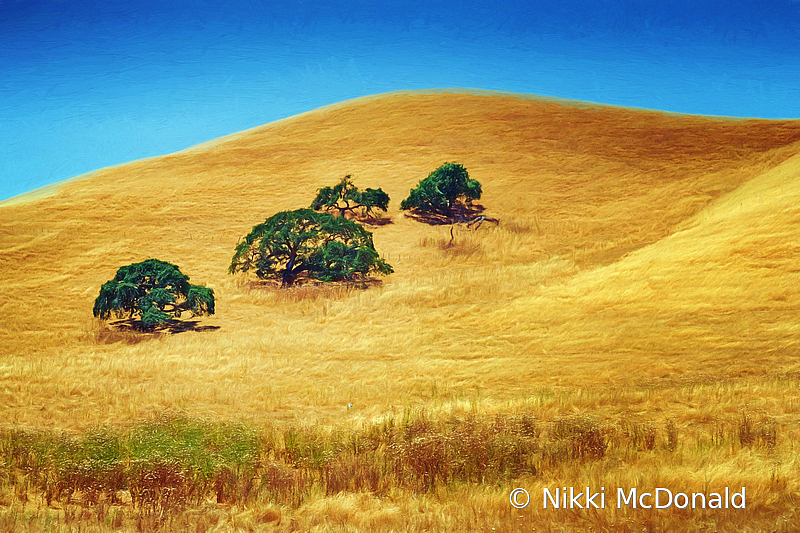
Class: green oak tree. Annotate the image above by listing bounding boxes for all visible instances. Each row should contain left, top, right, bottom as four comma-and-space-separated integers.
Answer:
229, 208, 393, 286
400, 162, 482, 217
93, 259, 215, 329
310, 175, 390, 219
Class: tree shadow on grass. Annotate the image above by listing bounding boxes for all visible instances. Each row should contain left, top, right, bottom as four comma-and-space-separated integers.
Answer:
403, 203, 486, 226
245, 277, 384, 302
159, 320, 221, 334
330, 211, 393, 226
357, 215, 394, 226
96, 318, 220, 344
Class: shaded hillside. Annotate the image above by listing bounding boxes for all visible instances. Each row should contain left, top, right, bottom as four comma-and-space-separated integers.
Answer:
494, 150, 800, 370
1, 90, 800, 430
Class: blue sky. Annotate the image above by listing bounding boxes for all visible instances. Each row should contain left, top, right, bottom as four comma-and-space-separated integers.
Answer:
2, 0, 800, 201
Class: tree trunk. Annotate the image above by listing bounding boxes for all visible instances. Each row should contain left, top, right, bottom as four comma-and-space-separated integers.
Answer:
283, 250, 298, 286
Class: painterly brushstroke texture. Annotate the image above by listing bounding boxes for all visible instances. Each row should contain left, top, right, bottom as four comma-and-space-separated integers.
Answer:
2, 0, 800, 201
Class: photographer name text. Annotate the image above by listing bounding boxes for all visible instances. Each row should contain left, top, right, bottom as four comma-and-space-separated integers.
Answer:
543, 487, 745, 510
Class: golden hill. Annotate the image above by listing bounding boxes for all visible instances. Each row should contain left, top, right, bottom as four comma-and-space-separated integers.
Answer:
5, 89, 800, 532
1, 89, 800, 433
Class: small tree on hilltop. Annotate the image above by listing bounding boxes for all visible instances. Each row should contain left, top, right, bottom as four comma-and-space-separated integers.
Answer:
229, 208, 393, 286
400, 162, 482, 218
311, 175, 390, 220
93, 259, 215, 330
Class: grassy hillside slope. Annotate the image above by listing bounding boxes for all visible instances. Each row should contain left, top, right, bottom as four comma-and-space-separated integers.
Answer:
2, 89, 799, 427
1, 90, 800, 531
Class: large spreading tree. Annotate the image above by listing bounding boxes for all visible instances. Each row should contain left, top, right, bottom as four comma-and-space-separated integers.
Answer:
400, 162, 482, 217
310, 175, 390, 219
93, 259, 215, 329
229, 208, 393, 286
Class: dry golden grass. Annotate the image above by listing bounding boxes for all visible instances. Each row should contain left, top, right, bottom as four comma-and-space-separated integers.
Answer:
2, 89, 800, 531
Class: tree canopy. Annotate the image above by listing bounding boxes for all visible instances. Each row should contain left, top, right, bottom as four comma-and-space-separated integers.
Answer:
229, 208, 393, 286
93, 259, 215, 329
400, 162, 481, 216
310, 175, 390, 219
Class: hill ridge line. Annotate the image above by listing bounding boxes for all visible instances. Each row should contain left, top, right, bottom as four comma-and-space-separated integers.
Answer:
5, 88, 794, 208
